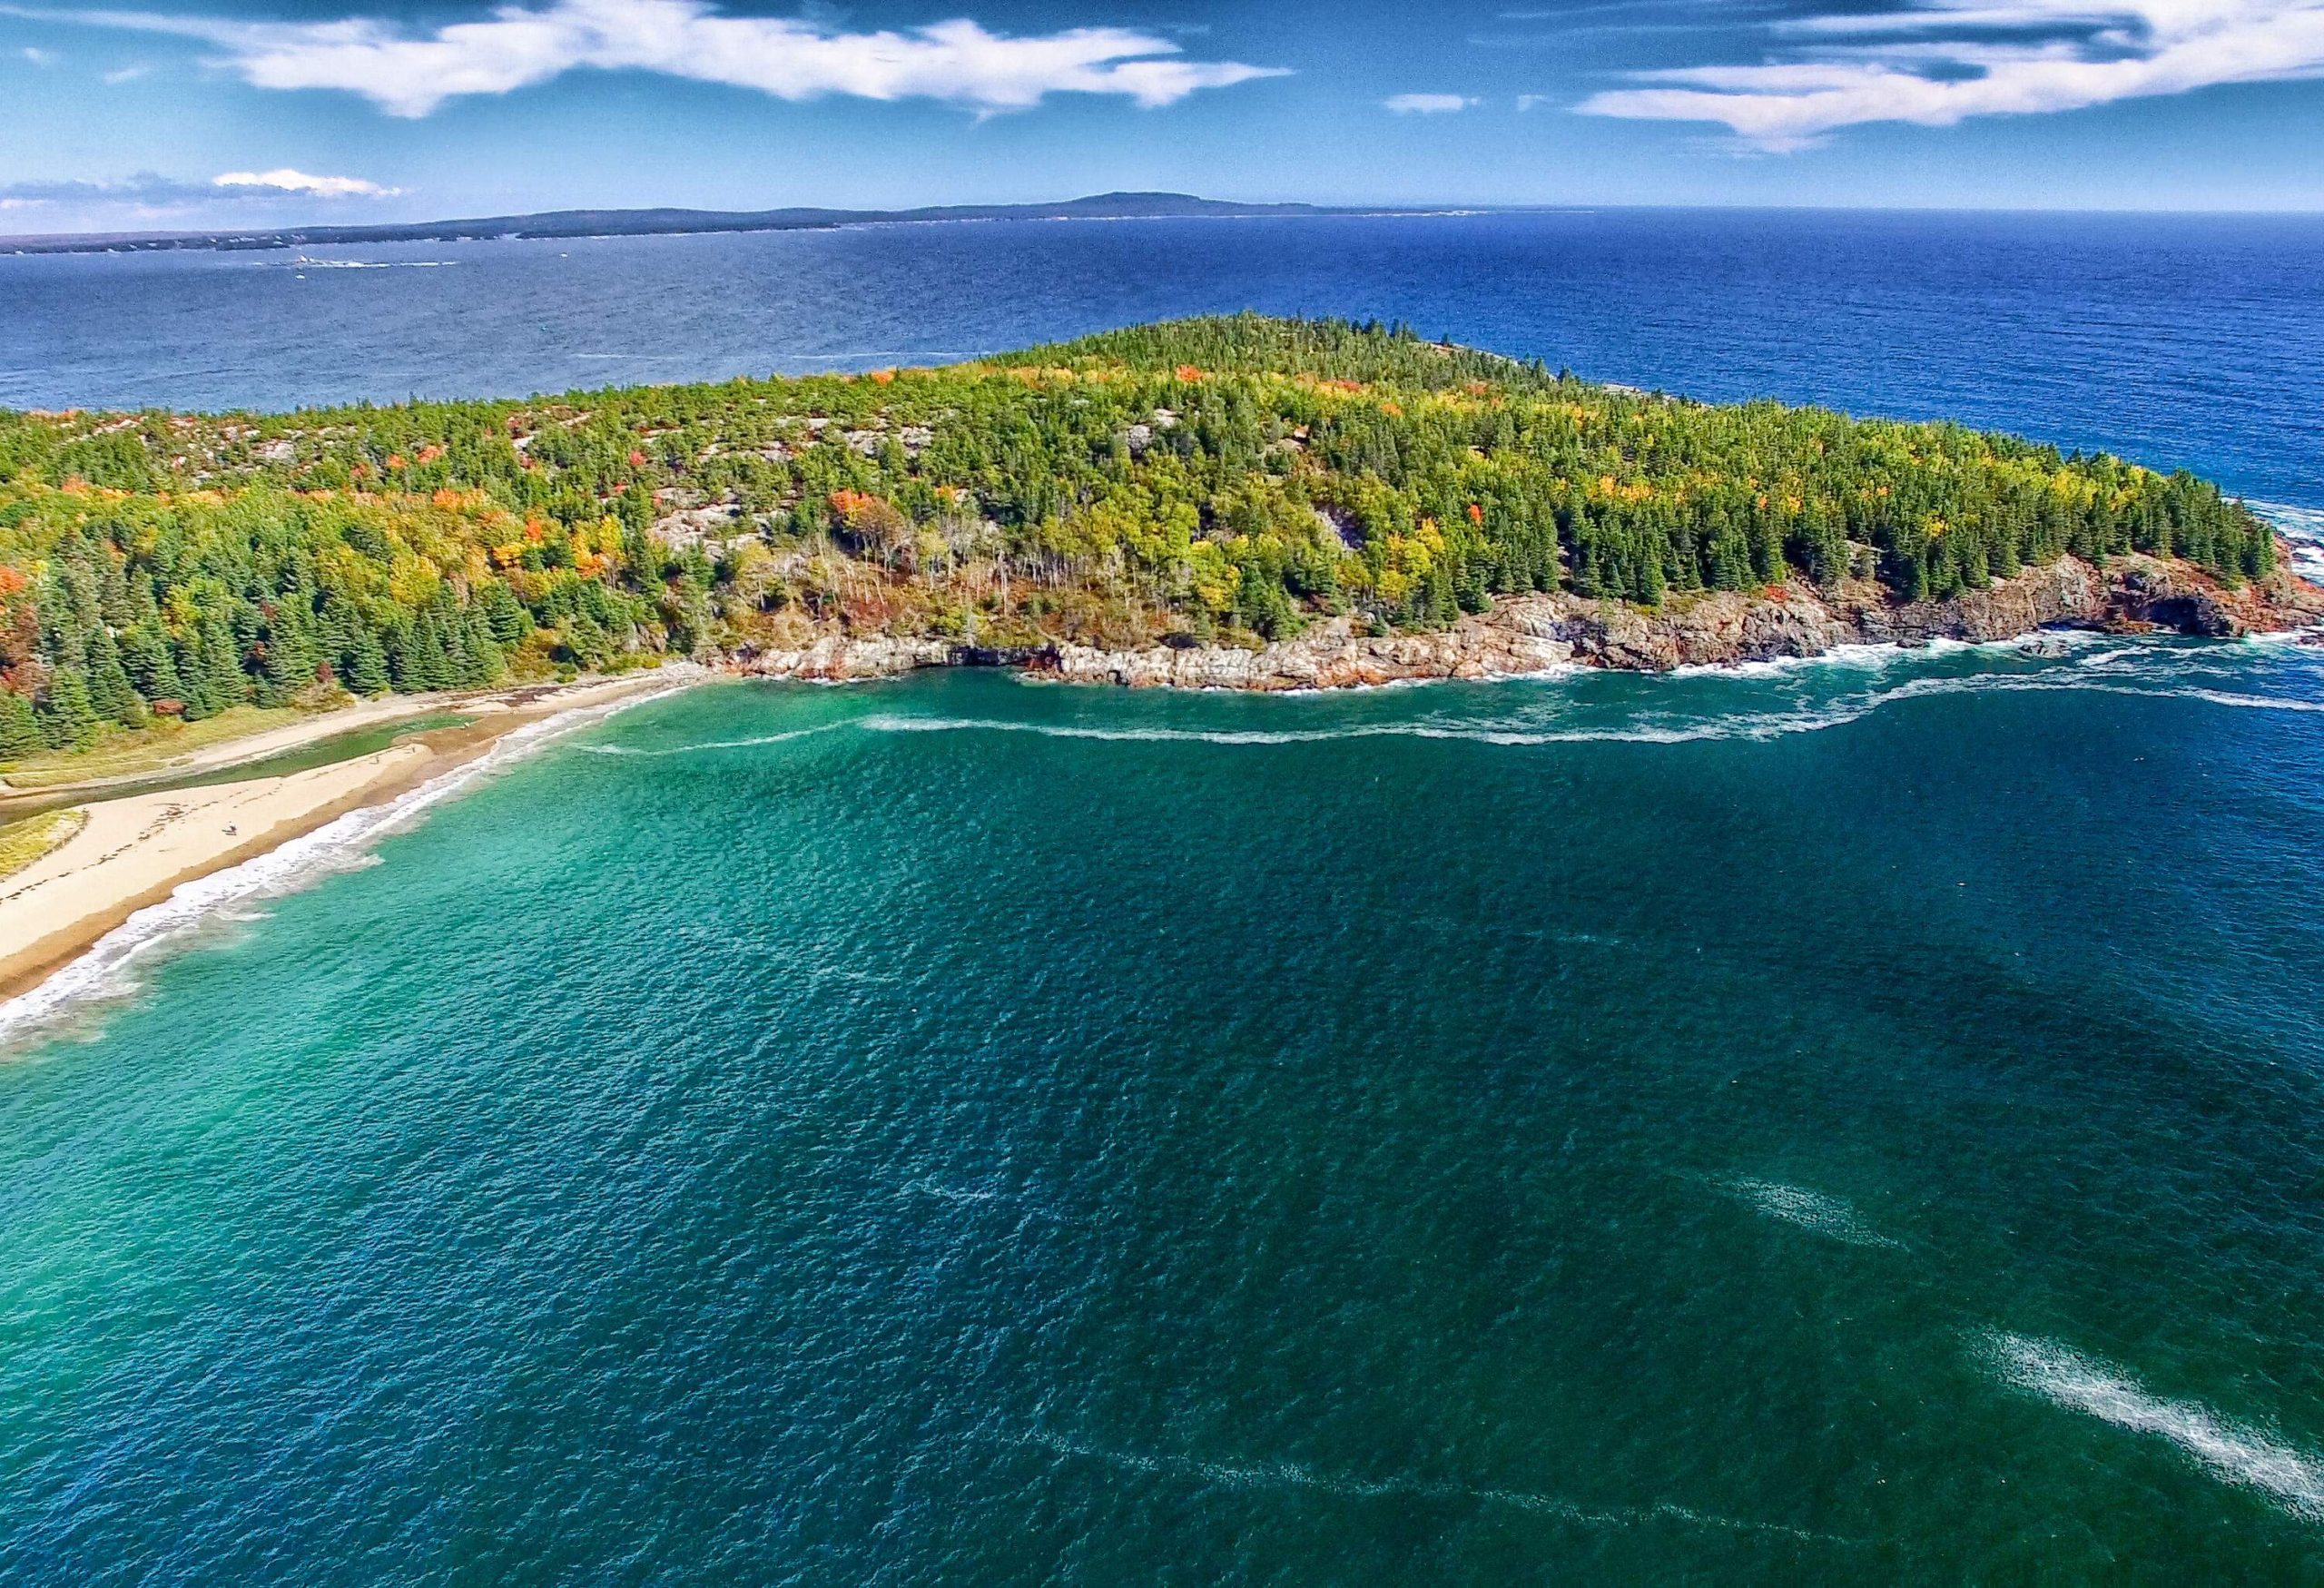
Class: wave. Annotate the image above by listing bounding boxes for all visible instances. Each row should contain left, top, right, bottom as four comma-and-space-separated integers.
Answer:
575, 723, 846, 757
290, 257, 459, 270
854, 711, 1846, 748
592, 638, 2318, 764
2179, 689, 2324, 714
1727, 1179, 1904, 1249
1984, 1333, 2324, 1520
2253, 501, 2324, 583
1018, 1430, 1857, 1545
0, 682, 693, 1050
1665, 626, 2113, 682
854, 666, 2313, 752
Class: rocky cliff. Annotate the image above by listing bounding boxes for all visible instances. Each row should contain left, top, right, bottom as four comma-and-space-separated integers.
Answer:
722, 550, 2324, 691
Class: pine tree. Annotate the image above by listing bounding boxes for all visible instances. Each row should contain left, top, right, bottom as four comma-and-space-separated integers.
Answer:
201, 619, 247, 714
119, 621, 183, 704
85, 629, 146, 726
347, 629, 390, 695
0, 691, 43, 760
482, 580, 532, 647
39, 666, 100, 750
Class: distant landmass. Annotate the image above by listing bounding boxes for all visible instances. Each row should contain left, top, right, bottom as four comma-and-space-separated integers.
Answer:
0, 192, 1415, 256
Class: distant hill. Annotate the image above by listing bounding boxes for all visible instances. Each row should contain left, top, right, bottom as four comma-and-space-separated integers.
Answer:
0, 192, 1396, 256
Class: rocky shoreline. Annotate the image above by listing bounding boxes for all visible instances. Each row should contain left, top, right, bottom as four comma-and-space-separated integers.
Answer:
722, 551, 2324, 692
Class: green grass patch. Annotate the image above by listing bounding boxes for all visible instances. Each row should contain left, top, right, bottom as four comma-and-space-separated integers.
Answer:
0, 808, 86, 880
0, 706, 309, 789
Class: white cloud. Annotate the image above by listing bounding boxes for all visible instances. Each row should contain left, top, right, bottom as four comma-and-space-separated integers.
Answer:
213, 167, 398, 197
101, 62, 145, 82
12, 0, 1287, 117
1579, 0, 2324, 148
1385, 92, 1478, 113
0, 171, 400, 215
19, 44, 56, 63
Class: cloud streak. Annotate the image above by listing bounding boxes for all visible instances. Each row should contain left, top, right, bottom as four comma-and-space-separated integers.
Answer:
1579, 0, 2324, 147
10, 0, 1287, 117
0, 169, 398, 207
212, 167, 397, 197
1385, 92, 1479, 112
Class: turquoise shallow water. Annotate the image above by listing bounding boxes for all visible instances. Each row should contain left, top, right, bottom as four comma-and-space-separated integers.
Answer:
3, 634, 2323, 1582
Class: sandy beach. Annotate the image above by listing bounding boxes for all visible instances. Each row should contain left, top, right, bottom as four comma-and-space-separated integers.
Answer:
0, 671, 693, 1003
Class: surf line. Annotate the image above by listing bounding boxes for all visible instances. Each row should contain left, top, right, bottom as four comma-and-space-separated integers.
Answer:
0, 678, 696, 1047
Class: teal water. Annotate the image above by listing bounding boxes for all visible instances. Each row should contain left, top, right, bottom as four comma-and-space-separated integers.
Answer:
4, 636, 2324, 1583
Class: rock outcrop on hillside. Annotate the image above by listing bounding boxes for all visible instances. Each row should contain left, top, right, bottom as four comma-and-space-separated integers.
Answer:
721, 549, 2324, 691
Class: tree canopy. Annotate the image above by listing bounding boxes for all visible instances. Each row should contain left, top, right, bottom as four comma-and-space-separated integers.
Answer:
0, 313, 2274, 753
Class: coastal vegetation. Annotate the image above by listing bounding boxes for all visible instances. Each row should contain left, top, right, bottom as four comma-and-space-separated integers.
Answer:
0, 808, 85, 880
0, 314, 2280, 754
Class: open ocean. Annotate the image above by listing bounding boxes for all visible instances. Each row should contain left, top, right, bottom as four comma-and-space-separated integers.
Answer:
3, 211, 2322, 1583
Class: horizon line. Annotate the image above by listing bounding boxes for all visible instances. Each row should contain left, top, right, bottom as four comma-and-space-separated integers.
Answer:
7, 193, 2324, 252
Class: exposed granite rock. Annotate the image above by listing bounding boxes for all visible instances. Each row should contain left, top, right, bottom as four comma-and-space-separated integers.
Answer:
2100, 554, 2324, 637
1049, 615, 1574, 689
729, 635, 967, 682
718, 549, 2324, 692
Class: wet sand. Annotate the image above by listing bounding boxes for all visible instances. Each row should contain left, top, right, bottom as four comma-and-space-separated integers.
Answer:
0, 672, 691, 1003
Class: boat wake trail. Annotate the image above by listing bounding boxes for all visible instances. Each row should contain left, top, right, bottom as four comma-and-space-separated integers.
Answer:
1984, 1332, 2324, 1519
1015, 1431, 1862, 1546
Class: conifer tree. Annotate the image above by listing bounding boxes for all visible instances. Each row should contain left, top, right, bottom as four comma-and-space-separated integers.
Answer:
39, 666, 99, 749
0, 691, 43, 760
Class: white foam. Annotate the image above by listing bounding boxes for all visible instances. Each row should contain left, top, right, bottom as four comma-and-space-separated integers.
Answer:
0, 679, 696, 1050
1666, 627, 2106, 681
854, 665, 2253, 749
2179, 688, 2324, 714
850, 633, 2323, 752
1018, 1430, 1856, 1544
853, 711, 1857, 749
2252, 500, 2324, 584
574, 722, 845, 757
1986, 1333, 2324, 1519
1728, 1179, 1903, 1249
289, 257, 458, 270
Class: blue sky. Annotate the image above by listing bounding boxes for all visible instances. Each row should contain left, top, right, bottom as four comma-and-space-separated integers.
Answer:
4, 0, 2323, 231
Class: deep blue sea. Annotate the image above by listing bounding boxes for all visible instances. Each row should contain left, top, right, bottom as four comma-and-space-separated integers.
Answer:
5, 210, 2323, 517
3, 212, 2323, 1583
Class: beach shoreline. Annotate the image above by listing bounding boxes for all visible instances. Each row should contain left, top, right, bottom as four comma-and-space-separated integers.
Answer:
3, 544, 2317, 1013
0, 671, 689, 1009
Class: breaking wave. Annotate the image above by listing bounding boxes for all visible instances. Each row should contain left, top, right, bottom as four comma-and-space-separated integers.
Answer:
2252, 501, 2324, 584
0, 683, 692, 1050
289, 257, 459, 271
852, 653, 2321, 751
1984, 1333, 2324, 1519
1728, 1179, 1904, 1249
575, 722, 847, 756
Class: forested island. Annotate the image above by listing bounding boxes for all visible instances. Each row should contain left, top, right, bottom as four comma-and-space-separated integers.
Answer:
1, 192, 1347, 256
0, 314, 2313, 755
